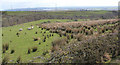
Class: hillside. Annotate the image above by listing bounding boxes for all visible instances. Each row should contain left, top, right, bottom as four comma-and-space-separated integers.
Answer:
1, 11, 120, 64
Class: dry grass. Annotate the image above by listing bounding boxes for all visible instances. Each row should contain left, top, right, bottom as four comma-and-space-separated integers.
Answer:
16, 56, 22, 63
2, 55, 9, 64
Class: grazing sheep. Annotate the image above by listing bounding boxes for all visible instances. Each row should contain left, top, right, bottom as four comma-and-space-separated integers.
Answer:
27, 27, 32, 30
19, 28, 23, 31
31, 26, 34, 29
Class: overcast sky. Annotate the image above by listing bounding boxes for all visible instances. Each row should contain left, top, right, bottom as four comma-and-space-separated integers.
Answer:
0, 0, 119, 10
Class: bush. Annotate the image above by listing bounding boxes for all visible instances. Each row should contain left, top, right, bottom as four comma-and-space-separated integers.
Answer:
3, 43, 9, 51
52, 34, 54, 36
66, 34, 70, 40
59, 34, 62, 37
10, 49, 15, 54
75, 33, 83, 41
32, 46, 37, 52
47, 35, 49, 38
71, 34, 73, 39
16, 56, 22, 63
74, 19, 78, 21
3, 49, 6, 53
27, 48, 31, 54
42, 50, 49, 56
43, 38, 46, 42
35, 32, 38, 34
2, 55, 9, 64
33, 37, 40, 41
44, 31, 46, 33
39, 42, 41, 45
16, 32, 20, 36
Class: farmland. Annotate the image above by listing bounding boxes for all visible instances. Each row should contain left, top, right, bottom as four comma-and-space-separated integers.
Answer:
2, 19, 69, 63
2, 11, 118, 27
1, 11, 120, 63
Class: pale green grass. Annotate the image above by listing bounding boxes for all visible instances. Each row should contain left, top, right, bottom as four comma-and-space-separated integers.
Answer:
2, 19, 71, 63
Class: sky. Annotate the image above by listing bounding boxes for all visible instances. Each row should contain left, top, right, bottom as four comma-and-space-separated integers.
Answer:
0, 0, 119, 10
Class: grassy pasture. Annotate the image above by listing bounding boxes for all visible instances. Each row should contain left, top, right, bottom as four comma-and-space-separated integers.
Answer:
6, 10, 109, 15
2, 19, 72, 63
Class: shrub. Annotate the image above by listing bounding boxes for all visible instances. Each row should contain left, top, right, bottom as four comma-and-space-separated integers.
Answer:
16, 32, 20, 36
25, 32, 27, 35
71, 34, 73, 39
40, 31, 42, 33
41, 28, 43, 30
87, 26, 91, 30
66, 34, 70, 40
3, 43, 9, 51
32, 46, 37, 52
61, 31, 66, 36
90, 28, 93, 34
3, 49, 6, 53
27, 48, 31, 54
33, 37, 40, 41
85, 31, 88, 35
52, 34, 54, 36
43, 39, 46, 42
35, 32, 38, 34
44, 31, 46, 33
2, 55, 9, 64
51, 45, 60, 52
42, 50, 49, 56
16, 56, 22, 63
72, 29, 79, 34
50, 34, 51, 37
39, 42, 41, 45
74, 19, 78, 21
66, 28, 72, 33
44, 36, 46, 39
9, 29, 11, 31
47, 35, 49, 38
75, 33, 83, 41
10, 49, 15, 54
59, 34, 62, 37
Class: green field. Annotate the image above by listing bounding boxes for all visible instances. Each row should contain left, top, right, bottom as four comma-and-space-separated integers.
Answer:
6, 10, 109, 15
2, 19, 72, 63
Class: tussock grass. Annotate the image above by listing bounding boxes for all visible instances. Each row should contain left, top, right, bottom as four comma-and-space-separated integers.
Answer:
2, 55, 9, 64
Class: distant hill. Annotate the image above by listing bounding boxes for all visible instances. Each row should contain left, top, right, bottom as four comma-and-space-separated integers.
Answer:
4, 6, 118, 11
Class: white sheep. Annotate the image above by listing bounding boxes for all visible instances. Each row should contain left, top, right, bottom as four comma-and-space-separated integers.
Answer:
19, 28, 23, 31
31, 26, 34, 29
27, 27, 32, 30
